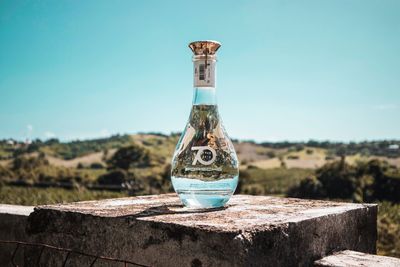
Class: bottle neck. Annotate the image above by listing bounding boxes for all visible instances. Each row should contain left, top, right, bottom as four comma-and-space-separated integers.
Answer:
192, 87, 217, 105
192, 55, 217, 106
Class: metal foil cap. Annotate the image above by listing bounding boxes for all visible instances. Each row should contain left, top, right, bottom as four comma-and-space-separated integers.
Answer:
189, 40, 221, 55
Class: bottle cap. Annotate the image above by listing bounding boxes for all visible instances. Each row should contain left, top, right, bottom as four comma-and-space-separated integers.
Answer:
189, 40, 221, 55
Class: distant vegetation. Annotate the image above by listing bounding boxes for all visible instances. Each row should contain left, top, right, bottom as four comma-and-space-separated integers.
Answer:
1, 134, 132, 160
0, 134, 400, 257
1, 134, 399, 202
378, 201, 400, 258
260, 140, 400, 158
287, 158, 400, 203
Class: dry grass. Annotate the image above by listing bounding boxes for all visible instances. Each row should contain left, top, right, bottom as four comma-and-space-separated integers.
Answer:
46, 149, 116, 168
249, 158, 282, 169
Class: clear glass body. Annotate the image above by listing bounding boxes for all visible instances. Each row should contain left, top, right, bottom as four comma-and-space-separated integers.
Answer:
171, 86, 239, 208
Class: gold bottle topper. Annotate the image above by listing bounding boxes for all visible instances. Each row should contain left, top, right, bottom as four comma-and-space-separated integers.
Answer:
189, 40, 221, 56
189, 40, 220, 88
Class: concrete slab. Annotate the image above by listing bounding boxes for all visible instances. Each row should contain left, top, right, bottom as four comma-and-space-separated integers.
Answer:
25, 194, 377, 267
0, 204, 34, 266
0, 204, 34, 216
315, 250, 400, 267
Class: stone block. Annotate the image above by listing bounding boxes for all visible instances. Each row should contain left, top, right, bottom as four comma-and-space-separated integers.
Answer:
0, 204, 34, 266
314, 250, 400, 267
26, 194, 377, 266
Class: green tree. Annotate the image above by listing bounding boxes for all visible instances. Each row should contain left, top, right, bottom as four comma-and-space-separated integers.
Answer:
12, 154, 49, 171
316, 157, 356, 199
287, 176, 324, 199
98, 169, 129, 185
107, 144, 151, 170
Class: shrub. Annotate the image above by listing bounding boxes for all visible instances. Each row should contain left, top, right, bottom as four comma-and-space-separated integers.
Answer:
266, 151, 276, 158
97, 169, 129, 185
90, 162, 104, 169
316, 159, 356, 199
77, 163, 84, 169
107, 144, 151, 170
12, 155, 49, 171
287, 176, 324, 199
247, 165, 259, 169
306, 149, 314, 155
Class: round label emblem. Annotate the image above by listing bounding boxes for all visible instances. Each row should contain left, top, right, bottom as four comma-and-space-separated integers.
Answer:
191, 146, 216, 166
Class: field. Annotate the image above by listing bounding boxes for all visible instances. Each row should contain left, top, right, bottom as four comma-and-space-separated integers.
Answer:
239, 167, 314, 195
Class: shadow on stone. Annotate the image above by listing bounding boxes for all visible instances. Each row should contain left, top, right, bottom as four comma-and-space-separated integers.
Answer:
130, 204, 228, 218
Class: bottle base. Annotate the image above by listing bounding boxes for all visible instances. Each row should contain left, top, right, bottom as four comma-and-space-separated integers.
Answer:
176, 189, 233, 209
171, 176, 238, 209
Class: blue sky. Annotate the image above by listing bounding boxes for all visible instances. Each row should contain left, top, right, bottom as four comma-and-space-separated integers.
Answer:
0, 0, 399, 142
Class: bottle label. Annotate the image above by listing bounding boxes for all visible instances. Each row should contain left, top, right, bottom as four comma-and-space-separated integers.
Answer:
193, 60, 215, 88
191, 146, 217, 165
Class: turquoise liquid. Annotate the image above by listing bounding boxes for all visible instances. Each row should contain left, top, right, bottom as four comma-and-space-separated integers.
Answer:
171, 176, 238, 208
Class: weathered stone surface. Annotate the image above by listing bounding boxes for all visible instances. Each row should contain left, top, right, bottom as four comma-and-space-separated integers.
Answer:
26, 194, 377, 267
0, 204, 34, 266
314, 250, 400, 267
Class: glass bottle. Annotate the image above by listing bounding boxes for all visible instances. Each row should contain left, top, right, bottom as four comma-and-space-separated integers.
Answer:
171, 40, 239, 208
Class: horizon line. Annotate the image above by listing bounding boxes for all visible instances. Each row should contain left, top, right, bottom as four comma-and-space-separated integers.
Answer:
1, 131, 399, 145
